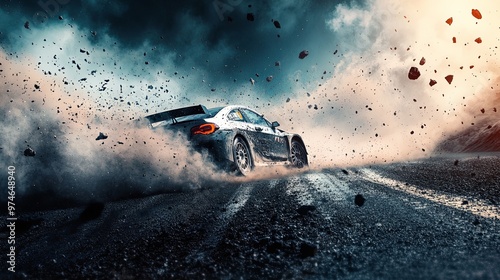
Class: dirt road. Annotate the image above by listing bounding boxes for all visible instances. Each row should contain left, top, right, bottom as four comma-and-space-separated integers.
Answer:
2, 154, 499, 279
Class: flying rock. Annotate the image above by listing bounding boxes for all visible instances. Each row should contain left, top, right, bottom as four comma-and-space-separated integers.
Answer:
299, 50, 309, 59
408, 67, 420, 80
95, 132, 108, 141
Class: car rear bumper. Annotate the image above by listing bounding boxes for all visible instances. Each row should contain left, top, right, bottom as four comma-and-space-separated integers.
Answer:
190, 130, 235, 168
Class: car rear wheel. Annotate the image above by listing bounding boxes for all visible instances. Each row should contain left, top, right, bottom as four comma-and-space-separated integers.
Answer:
233, 137, 253, 175
291, 140, 308, 168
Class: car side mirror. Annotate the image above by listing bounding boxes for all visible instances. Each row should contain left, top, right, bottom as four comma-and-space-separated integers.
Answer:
271, 121, 280, 128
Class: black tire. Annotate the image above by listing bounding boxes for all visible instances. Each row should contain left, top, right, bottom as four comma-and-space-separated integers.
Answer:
290, 139, 308, 168
233, 137, 253, 175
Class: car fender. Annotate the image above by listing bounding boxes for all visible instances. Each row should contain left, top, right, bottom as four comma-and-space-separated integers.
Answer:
226, 129, 254, 162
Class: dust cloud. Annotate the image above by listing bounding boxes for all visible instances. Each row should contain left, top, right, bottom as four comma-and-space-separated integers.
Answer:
266, 0, 500, 168
0, 53, 231, 209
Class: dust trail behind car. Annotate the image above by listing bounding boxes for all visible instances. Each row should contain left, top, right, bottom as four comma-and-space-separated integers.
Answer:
0, 53, 235, 210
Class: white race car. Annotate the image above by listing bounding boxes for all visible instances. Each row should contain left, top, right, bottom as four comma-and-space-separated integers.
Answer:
146, 105, 308, 175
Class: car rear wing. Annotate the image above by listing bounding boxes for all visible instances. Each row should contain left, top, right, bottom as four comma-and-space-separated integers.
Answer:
145, 105, 209, 125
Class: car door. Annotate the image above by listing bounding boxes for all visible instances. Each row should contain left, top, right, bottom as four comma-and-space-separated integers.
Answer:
240, 108, 288, 162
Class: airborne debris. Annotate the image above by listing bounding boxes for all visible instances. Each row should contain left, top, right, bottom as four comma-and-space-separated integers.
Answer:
275, 61, 280, 67
266, 76, 273, 82
273, 20, 281, 29
475, 37, 482, 44
445, 75, 454, 84
249, 78, 255, 85
445, 17, 453, 25
429, 79, 437, 87
298, 50, 309, 59
472, 9, 482, 20
419, 57, 426, 65
95, 132, 108, 141
24, 21, 30, 29
24, 147, 36, 157
408, 67, 421, 80
247, 13, 254, 21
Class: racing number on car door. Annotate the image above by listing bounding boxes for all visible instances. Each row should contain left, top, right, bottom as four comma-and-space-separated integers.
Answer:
240, 109, 288, 162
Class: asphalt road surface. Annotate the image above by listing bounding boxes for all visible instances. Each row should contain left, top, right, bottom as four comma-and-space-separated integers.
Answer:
2, 153, 500, 279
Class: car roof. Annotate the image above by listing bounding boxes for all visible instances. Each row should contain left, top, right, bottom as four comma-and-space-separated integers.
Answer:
214, 105, 256, 114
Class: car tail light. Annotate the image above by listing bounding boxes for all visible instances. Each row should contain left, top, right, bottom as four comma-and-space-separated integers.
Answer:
191, 123, 219, 135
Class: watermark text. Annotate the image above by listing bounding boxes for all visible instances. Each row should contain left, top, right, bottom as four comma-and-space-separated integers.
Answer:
7, 166, 16, 273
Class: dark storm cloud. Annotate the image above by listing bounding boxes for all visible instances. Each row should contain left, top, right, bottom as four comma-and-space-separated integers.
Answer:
1, 0, 353, 100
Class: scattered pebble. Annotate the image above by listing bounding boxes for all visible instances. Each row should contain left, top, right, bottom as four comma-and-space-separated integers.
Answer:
24, 147, 36, 157
297, 205, 316, 215
354, 194, 365, 207
299, 241, 317, 258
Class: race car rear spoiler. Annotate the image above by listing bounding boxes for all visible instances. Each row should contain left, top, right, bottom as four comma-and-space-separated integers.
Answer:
145, 105, 209, 124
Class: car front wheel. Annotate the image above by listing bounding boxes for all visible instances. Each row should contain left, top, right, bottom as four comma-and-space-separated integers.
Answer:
233, 137, 253, 175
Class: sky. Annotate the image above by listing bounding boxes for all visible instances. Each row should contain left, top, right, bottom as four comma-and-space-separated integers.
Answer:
1, 0, 499, 205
